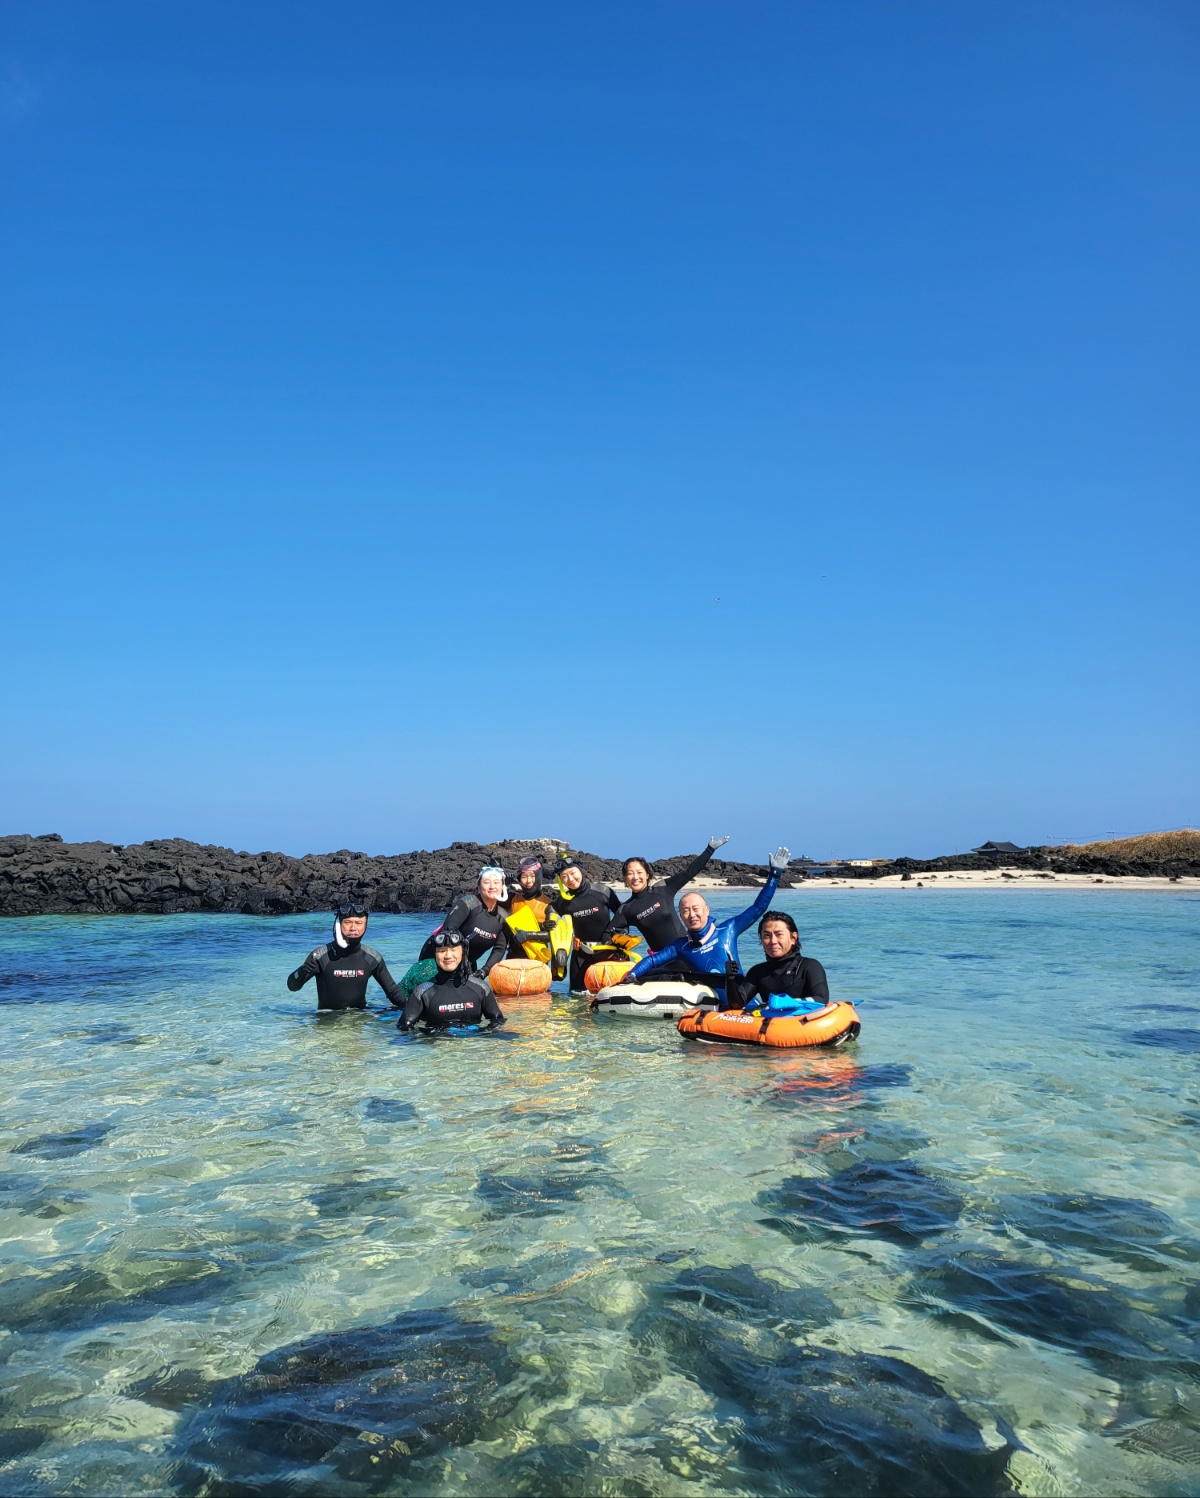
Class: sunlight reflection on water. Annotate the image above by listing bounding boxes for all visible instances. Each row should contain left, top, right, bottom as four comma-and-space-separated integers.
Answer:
1, 892, 1198, 1495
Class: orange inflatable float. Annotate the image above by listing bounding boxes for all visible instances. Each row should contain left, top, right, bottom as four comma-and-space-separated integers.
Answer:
677, 1001, 861, 1048
583, 960, 635, 994
488, 958, 552, 998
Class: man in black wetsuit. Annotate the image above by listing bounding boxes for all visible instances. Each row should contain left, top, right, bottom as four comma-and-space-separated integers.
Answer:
606, 836, 731, 954
398, 930, 506, 1033
287, 902, 403, 1011
732, 910, 830, 1015
549, 855, 622, 993
418, 866, 508, 976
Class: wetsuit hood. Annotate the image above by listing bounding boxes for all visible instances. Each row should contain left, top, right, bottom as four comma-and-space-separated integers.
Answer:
333, 916, 365, 952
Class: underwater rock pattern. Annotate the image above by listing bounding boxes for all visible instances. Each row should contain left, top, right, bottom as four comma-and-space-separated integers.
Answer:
168, 1309, 517, 1495
760, 1158, 963, 1246
633, 1265, 1013, 1496
0, 1254, 228, 1334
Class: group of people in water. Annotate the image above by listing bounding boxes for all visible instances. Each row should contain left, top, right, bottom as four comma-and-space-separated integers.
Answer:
286, 838, 830, 1035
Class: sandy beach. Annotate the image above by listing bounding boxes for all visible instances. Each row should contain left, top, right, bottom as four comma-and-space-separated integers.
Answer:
682, 869, 1200, 894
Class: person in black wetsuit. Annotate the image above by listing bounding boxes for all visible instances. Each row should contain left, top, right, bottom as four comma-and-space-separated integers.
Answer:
732, 910, 830, 1015
398, 929, 506, 1033
549, 854, 622, 993
287, 902, 403, 1010
418, 865, 508, 976
606, 836, 731, 954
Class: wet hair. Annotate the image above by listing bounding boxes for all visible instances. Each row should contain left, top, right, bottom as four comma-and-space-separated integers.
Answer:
622, 857, 653, 881
758, 909, 800, 946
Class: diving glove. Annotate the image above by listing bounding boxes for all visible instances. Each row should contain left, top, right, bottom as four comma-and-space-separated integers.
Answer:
708, 835, 731, 851
767, 846, 790, 873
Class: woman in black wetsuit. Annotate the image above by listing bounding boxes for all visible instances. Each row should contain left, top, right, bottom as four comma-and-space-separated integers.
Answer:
606, 836, 730, 953
399, 930, 506, 1033
418, 865, 509, 976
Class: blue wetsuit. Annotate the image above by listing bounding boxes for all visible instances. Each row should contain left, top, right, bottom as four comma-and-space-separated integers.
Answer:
622, 871, 782, 997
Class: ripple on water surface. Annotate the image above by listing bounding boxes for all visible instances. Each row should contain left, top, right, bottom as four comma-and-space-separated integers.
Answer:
0, 894, 1198, 1495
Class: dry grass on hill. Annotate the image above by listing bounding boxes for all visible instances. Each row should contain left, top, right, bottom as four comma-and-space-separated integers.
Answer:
1065, 829, 1200, 861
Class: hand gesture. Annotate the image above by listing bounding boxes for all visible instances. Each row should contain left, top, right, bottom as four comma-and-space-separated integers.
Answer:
708, 835, 731, 851
767, 846, 790, 872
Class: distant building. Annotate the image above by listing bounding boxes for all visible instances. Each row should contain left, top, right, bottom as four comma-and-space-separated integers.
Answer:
848, 859, 890, 867
973, 841, 1025, 856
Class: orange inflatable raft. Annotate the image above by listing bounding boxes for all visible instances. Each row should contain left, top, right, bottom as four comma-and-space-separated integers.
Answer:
677, 1001, 861, 1048
488, 958, 553, 998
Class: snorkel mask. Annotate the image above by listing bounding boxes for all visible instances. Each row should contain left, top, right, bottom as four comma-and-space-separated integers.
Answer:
333, 900, 368, 948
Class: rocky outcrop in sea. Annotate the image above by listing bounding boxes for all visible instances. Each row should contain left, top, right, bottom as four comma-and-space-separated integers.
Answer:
3, 833, 1195, 917
0, 835, 778, 917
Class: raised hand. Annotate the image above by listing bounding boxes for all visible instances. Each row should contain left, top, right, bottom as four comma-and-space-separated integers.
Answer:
708, 835, 731, 851
767, 846, 790, 872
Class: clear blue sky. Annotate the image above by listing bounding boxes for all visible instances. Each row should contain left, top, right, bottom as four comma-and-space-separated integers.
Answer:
2, 1, 1197, 862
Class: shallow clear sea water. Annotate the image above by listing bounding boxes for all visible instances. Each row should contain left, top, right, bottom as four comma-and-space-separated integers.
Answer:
1, 890, 1198, 1496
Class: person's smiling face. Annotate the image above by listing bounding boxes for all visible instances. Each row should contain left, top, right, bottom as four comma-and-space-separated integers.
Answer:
760, 919, 799, 959
679, 894, 710, 933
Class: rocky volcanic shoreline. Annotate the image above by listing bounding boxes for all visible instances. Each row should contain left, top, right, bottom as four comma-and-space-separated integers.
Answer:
0, 835, 777, 917
2, 833, 1198, 918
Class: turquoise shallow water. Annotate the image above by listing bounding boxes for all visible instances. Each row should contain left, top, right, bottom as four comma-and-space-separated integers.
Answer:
1, 890, 1198, 1496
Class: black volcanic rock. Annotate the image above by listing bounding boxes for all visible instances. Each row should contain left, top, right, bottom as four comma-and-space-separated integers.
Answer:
0, 834, 783, 917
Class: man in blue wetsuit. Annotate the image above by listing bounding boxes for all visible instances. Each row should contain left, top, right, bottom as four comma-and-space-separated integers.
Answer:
621, 848, 790, 1004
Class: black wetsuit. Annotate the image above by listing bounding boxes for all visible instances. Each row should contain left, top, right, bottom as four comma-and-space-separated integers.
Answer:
736, 950, 830, 1009
419, 894, 508, 974
551, 879, 622, 990
287, 940, 403, 1010
608, 844, 718, 951
398, 969, 506, 1032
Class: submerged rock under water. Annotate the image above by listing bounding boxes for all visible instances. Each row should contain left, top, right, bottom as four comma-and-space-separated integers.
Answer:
633, 1264, 1013, 1496
0, 1254, 228, 1334
910, 1248, 1199, 1386
759, 1157, 963, 1247
995, 1190, 1200, 1274
168, 1309, 518, 1495
10, 1122, 113, 1158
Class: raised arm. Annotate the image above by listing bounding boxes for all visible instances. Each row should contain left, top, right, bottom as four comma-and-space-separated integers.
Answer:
287, 947, 326, 992
662, 836, 730, 897
730, 848, 789, 936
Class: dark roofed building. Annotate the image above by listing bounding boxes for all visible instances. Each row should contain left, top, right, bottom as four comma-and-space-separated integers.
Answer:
973, 841, 1025, 856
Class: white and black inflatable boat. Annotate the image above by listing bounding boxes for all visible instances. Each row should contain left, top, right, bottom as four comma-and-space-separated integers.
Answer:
589, 979, 721, 1020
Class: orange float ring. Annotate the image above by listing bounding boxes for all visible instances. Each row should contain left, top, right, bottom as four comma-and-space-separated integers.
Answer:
677, 1001, 861, 1048
584, 960, 634, 993
488, 958, 552, 998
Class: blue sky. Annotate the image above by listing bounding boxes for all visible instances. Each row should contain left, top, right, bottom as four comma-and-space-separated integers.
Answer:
2, 1, 1197, 861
